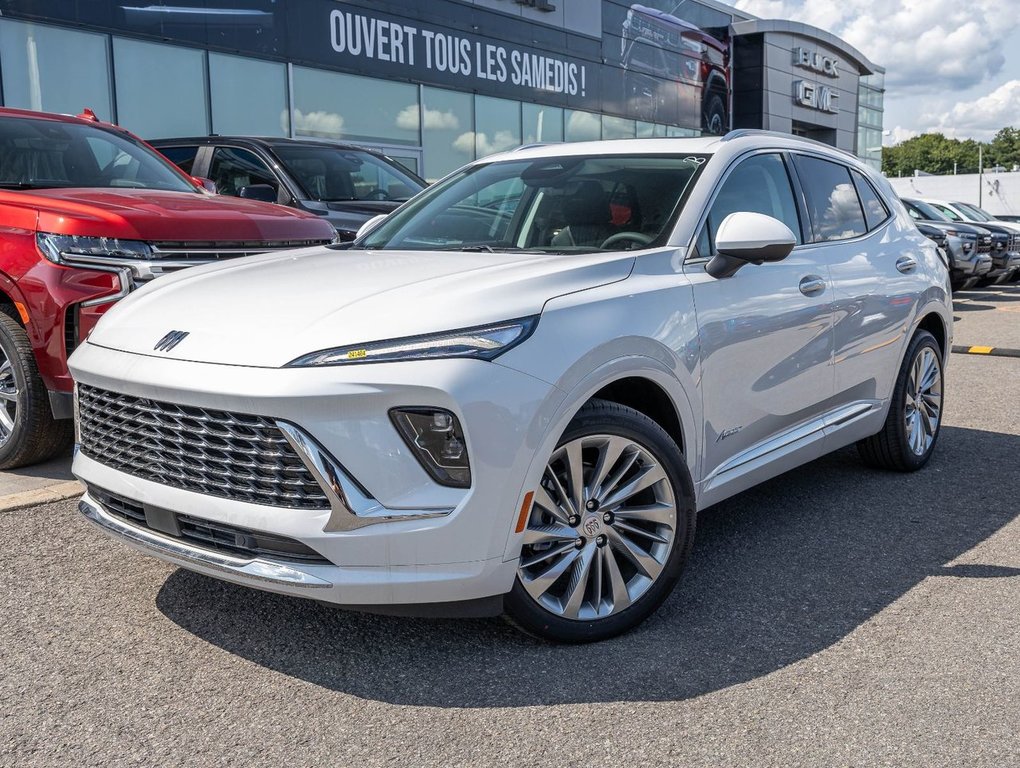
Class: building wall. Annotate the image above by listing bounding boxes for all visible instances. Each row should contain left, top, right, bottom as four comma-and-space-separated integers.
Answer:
888, 173, 1020, 217
0, 0, 883, 179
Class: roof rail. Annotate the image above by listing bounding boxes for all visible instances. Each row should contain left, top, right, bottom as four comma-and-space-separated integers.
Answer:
720, 128, 860, 160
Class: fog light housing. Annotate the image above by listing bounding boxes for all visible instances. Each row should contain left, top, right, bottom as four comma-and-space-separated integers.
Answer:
390, 407, 471, 488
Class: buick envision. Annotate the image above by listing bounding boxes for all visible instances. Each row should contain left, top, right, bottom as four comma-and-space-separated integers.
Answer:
71, 132, 951, 642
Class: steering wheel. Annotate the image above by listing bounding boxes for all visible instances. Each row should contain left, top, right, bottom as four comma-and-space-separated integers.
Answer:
600, 231, 653, 250
362, 188, 391, 201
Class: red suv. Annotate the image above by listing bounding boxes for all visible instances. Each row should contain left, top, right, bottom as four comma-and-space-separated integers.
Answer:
0, 108, 336, 468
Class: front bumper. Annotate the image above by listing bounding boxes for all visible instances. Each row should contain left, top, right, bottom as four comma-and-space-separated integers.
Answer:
69, 342, 561, 606
78, 489, 515, 609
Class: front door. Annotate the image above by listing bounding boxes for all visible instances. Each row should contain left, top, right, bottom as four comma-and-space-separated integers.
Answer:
687, 152, 835, 505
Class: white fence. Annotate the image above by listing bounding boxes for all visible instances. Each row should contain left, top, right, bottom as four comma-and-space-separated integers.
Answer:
886, 172, 1020, 216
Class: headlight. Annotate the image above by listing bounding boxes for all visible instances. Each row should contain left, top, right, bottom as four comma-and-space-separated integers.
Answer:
286, 316, 538, 367
37, 233, 152, 264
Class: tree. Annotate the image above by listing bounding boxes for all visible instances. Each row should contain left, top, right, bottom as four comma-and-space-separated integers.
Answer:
883, 133, 987, 176
987, 127, 1020, 170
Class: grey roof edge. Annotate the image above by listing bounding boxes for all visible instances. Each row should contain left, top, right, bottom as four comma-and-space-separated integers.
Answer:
729, 18, 879, 76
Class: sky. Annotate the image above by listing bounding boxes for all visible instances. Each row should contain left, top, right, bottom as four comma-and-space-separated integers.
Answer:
732, 0, 1020, 146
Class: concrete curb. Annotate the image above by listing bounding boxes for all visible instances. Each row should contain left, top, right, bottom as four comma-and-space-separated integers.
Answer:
0, 481, 84, 512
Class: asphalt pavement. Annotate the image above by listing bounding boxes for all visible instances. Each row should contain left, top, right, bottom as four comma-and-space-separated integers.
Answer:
1, 285, 1019, 767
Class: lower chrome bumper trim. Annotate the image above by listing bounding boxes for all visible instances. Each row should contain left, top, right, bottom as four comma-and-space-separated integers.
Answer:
79, 495, 333, 589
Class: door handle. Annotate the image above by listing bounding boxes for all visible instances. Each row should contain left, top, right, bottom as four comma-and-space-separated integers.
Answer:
799, 275, 826, 296
896, 256, 918, 273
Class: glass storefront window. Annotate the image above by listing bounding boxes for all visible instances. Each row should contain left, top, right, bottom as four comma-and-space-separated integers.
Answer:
523, 104, 563, 144
474, 96, 521, 159
603, 115, 636, 140
565, 110, 602, 142
113, 38, 208, 138
421, 86, 473, 183
292, 67, 418, 146
0, 20, 112, 120
636, 122, 666, 138
209, 53, 288, 137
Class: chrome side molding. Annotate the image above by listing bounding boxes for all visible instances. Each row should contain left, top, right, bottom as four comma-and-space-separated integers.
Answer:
276, 422, 454, 532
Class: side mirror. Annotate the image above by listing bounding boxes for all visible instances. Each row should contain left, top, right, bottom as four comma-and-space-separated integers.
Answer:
192, 176, 218, 194
706, 212, 797, 279
356, 213, 388, 240
239, 184, 278, 203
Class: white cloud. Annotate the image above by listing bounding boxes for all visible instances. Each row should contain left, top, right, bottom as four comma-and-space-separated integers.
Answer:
395, 104, 461, 132
924, 80, 1020, 140
291, 109, 344, 137
452, 130, 520, 158
885, 126, 917, 146
733, 0, 1020, 93
566, 110, 601, 141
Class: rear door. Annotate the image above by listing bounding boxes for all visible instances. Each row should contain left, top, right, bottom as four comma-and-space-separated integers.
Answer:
793, 155, 918, 412
687, 151, 835, 504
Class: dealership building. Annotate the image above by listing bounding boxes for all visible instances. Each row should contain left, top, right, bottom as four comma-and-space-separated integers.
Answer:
0, 0, 884, 180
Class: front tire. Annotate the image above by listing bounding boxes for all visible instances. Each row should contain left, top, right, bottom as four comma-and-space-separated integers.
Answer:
857, 330, 943, 472
702, 93, 726, 135
504, 399, 696, 643
0, 311, 73, 469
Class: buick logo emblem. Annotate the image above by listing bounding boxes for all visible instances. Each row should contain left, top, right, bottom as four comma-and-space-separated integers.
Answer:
581, 515, 602, 537
154, 330, 189, 352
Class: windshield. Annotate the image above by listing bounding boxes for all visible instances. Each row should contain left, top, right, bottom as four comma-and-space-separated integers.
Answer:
954, 202, 993, 221
906, 199, 950, 221
357, 154, 707, 253
273, 145, 424, 203
0, 116, 196, 192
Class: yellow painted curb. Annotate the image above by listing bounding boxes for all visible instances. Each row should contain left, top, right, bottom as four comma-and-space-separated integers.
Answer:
0, 480, 84, 512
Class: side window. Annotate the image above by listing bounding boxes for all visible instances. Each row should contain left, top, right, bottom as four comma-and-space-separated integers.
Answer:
930, 202, 962, 222
904, 203, 922, 221
158, 145, 200, 175
704, 153, 802, 253
208, 146, 279, 198
793, 155, 867, 242
851, 170, 890, 230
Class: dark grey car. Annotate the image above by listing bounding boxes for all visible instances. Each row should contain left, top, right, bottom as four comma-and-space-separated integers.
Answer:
149, 136, 426, 240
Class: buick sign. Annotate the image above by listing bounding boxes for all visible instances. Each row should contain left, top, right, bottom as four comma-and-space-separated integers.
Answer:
793, 47, 840, 78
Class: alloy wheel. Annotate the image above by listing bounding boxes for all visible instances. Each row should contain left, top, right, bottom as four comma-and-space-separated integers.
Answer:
904, 346, 942, 456
517, 434, 677, 621
0, 347, 18, 446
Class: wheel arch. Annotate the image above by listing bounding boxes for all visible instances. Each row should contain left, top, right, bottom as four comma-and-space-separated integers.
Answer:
501, 356, 700, 562
916, 310, 947, 359
589, 375, 686, 456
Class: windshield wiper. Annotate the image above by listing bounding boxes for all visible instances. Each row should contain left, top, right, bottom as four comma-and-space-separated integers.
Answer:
0, 181, 71, 190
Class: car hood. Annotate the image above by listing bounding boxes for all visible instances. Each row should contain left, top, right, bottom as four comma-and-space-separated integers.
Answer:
85, 247, 636, 368
8, 188, 335, 242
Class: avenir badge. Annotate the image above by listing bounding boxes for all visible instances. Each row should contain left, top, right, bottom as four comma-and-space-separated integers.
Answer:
154, 330, 189, 352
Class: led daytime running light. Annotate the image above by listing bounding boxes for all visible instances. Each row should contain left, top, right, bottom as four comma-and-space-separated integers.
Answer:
287, 316, 538, 367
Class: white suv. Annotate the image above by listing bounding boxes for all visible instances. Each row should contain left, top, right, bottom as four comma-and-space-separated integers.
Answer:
70, 132, 952, 642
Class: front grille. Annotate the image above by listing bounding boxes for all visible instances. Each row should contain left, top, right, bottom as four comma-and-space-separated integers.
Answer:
149, 238, 332, 261
77, 385, 329, 510
977, 239, 992, 254
89, 485, 329, 564
1011, 234, 1020, 251
130, 238, 334, 284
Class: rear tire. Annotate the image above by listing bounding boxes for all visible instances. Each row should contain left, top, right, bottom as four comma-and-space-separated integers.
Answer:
504, 399, 696, 643
857, 330, 943, 472
0, 311, 73, 470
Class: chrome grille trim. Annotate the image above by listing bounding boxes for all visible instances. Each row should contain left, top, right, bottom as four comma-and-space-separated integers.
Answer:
77, 385, 330, 510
